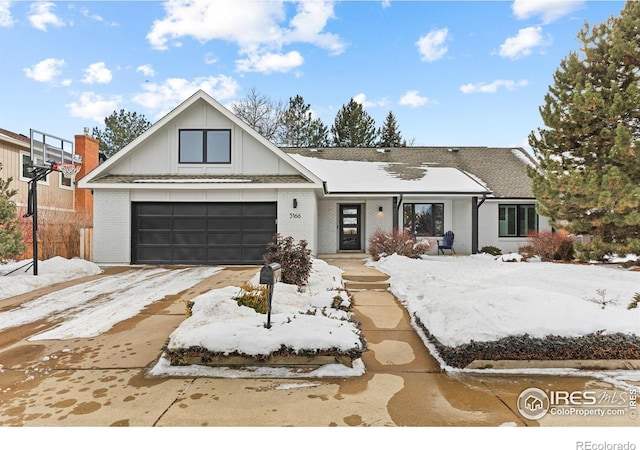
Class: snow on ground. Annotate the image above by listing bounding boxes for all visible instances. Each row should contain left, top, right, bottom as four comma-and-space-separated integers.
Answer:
0, 261, 220, 339
0, 257, 103, 300
2, 255, 640, 382
369, 253, 640, 347
149, 259, 366, 378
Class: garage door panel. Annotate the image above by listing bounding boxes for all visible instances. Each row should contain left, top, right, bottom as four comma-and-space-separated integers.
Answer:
139, 231, 172, 245
137, 203, 172, 215
208, 232, 242, 245
173, 217, 207, 230
243, 231, 274, 245
138, 217, 171, 230
208, 203, 242, 216
173, 203, 207, 215
243, 217, 277, 230
138, 246, 172, 262
173, 247, 207, 262
173, 232, 207, 245
208, 217, 242, 229
132, 202, 276, 265
243, 203, 277, 216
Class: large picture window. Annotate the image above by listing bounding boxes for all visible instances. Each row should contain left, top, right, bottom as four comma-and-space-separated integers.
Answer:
403, 203, 444, 237
499, 204, 538, 237
179, 129, 231, 164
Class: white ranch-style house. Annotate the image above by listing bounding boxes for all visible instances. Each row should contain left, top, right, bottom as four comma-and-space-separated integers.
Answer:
78, 90, 551, 265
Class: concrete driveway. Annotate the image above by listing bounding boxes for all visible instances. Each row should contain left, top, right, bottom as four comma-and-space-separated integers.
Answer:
0, 260, 637, 429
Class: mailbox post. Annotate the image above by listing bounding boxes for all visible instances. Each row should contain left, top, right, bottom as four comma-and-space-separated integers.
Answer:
260, 262, 281, 329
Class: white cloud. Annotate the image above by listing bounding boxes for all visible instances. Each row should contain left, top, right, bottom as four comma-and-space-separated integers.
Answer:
28, 2, 65, 31
460, 79, 528, 94
23, 58, 65, 83
499, 26, 551, 59
0, 0, 14, 27
132, 75, 240, 118
82, 62, 113, 84
399, 90, 429, 107
352, 93, 388, 108
66, 92, 122, 122
203, 53, 218, 65
146, 0, 344, 74
236, 50, 304, 74
416, 28, 449, 62
512, 0, 585, 23
136, 64, 155, 77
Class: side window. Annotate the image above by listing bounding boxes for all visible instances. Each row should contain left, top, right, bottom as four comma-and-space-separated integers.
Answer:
179, 129, 231, 164
499, 204, 538, 237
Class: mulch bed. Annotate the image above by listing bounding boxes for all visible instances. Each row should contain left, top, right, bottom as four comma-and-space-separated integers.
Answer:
414, 315, 640, 369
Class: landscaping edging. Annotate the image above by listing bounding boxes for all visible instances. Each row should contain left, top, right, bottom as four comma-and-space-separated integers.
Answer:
414, 314, 640, 370
466, 359, 640, 370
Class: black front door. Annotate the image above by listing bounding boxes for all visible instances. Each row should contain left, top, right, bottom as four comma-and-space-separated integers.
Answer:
339, 204, 361, 251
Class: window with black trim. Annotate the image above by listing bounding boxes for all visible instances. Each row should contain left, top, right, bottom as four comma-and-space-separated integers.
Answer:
403, 203, 444, 237
179, 129, 231, 164
499, 204, 538, 237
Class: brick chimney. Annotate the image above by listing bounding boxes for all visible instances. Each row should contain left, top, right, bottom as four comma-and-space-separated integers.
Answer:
74, 128, 99, 217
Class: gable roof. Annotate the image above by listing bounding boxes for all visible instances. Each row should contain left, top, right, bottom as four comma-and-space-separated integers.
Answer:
283, 147, 537, 198
78, 90, 323, 188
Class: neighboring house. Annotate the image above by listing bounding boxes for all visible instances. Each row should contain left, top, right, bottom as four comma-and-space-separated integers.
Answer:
78, 90, 551, 266
0, 127, 100, 258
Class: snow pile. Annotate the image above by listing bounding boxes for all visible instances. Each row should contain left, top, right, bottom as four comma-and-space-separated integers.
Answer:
0, 257, 103, 300
164, 259, 363, 356
369, 253, 640, 347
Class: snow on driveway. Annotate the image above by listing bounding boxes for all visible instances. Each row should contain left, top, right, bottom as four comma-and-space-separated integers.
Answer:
0, 266, 221, 340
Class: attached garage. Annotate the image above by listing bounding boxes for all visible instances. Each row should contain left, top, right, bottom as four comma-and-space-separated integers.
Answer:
131, 202, 277, 265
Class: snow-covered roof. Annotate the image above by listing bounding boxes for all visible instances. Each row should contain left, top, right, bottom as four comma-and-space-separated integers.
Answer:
291, 154, 491, 195
285, 147, 537, 198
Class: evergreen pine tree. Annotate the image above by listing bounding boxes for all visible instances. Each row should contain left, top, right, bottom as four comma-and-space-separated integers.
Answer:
378, 111, 404, 147
92, 109, 152, 158
331, 99, 377, 147
0, 163, 26, 261
528, 1, 640, 259
282, 95, 329, 147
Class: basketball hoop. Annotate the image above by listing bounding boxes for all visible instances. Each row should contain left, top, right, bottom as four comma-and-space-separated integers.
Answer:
53, 163, 82, 179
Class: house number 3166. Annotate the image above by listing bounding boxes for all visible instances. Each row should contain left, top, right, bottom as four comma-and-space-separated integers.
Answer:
290, 213, 301, 219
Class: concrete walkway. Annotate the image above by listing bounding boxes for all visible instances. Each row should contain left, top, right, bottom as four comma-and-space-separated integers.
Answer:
0, 258, 636, 427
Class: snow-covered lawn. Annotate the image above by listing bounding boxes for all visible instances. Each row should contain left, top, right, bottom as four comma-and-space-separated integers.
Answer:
369, 253, 640, 347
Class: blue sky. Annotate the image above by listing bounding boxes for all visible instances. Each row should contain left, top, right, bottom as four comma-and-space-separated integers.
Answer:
0, 0, 627, 151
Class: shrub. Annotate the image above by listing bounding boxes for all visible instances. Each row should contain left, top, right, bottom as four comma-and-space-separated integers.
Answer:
234, 282, 268, 314
480, 245, 502, 256
263, 234, 312, 287
526, 230, 574, 262
368, 228, 433, 261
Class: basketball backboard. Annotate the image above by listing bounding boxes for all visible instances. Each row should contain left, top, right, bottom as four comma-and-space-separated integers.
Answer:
29, 129, 79, 169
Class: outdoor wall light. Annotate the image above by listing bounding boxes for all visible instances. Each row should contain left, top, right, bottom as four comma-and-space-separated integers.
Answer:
379, 206, 383, 212
293, 199, 298, 208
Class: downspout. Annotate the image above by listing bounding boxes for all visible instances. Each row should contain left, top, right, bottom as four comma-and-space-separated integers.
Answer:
471, 194, 487, 254
394, 194, 403, 231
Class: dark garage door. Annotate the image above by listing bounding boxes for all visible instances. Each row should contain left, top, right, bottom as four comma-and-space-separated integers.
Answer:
131, 202, 277, 265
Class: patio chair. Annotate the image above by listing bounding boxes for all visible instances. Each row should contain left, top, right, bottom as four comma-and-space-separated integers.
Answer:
437, 231, 455, 255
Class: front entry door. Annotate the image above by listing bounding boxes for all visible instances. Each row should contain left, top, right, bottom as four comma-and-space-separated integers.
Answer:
339, 205, 361, 251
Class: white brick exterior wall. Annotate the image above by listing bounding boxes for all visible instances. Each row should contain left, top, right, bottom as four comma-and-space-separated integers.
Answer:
277, 189, 318, 254
93, 190, 131, 264
317, 200, 337, 254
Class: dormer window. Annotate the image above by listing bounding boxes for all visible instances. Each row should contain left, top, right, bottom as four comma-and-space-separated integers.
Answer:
179, 129, 231, 164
